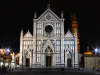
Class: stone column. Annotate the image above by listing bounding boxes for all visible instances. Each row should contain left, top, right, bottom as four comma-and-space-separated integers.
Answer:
75, 29, 78, 67
61, 39, 64, 64
61, 19, 64, 65
54, 23, 56, 37
19, 29, 23, 66
23, 53, 26, 67
52, 53, 55, 66
42, 53, 45, 67
30, 51, 32, 67
41, 39, 43, 66
71, 50, 74, 67
33, 39, 36, 67
65, 52, 67, 66
54, 39, 56, 65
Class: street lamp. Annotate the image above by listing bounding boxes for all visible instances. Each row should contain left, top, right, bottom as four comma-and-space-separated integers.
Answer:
7, 49, 10, 52
94, 48, 98, 70
6, 48, 10, 68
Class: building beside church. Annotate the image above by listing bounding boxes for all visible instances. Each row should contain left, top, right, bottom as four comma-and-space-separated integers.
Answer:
19, 4, 79, 68
84, 47, 100, 70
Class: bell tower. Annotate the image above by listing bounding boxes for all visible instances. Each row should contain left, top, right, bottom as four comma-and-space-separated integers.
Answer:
71, 13, 80, 53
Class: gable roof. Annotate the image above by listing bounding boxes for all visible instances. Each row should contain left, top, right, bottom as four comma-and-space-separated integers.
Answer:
65, 30, 74, 38
37, 8, 61, 22
24, 30, 33, 38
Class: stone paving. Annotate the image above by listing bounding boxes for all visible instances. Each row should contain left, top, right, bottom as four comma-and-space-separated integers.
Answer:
0, 68, 100, 75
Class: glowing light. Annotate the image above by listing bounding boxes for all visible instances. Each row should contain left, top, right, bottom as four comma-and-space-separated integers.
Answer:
1, 62, 3, 66
5, 62, 8, 66
84, 52, 92, 54
7, 49, 10, 52
10, 53, 12, 56
95, 48, 98, 52
0, 49, 3, 52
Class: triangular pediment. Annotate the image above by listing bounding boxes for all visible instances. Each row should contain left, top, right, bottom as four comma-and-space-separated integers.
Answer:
65, 30, 74, 38
24, 30, 33, 38
38, 8, 60, 22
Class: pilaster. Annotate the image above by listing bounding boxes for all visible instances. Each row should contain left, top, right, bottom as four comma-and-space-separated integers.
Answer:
60, 20, 64, 64
75, 29, 78, 67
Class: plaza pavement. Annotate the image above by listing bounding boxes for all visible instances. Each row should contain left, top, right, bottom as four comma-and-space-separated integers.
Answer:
0, 68, 100, 75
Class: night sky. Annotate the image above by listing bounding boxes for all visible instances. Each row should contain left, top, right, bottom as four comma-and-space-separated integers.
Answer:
0, 0, 100, 53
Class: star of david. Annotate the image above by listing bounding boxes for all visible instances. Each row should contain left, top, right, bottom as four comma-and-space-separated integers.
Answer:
46, 15, 51, 20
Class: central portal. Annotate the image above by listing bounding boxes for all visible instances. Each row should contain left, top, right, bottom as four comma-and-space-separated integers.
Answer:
46, 56, 51, 67
26, 58, 30, 67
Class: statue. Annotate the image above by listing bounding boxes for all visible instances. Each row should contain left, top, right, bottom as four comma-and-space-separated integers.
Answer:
10, 52, 16, 69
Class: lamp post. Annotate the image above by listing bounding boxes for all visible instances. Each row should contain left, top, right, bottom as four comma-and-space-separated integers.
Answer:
94, 48, 98, 70
7, 48, 10, 68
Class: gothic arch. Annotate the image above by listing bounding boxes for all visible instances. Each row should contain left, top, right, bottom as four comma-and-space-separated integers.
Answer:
42, 40, 55, 53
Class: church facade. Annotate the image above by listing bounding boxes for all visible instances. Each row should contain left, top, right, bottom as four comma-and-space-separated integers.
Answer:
19, 5, 78, 68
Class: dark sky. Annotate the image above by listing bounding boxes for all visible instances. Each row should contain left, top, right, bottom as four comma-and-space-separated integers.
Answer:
0, 0, 100, 53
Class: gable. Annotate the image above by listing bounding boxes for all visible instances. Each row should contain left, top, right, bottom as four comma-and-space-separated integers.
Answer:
24, 30, 33, 38
38, 8, 60, 22
65, 30, 74, 38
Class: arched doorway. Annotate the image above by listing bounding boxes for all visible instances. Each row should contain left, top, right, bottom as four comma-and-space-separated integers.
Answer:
45, 46, 52, 67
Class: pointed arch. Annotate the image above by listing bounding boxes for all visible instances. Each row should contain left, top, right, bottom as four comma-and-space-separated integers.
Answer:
42, 39, 55, 53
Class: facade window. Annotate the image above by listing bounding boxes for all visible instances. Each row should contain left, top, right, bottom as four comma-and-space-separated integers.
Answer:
56, 41, 60, 51
64, 41, 74, 50
37, 23, 42, 36
56, 23, 60, 37
37, 54, 41, 63
56, 54, 60, 63
37, 41, 41, 51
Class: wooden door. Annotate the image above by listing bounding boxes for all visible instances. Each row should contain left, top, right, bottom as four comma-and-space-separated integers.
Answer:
67, 58, 71, 67
46, 56, 51, 67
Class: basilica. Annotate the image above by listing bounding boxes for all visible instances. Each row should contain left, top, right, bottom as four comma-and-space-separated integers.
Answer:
19, 4, 80, 68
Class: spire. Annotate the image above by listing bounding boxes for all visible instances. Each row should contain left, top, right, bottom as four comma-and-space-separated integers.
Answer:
61, 10, 64, 18
21, 28, 23, 38
28, 29, 29, 32
68, 29, 70, 31
34, 11, 37, 19
47, 3, 50, 8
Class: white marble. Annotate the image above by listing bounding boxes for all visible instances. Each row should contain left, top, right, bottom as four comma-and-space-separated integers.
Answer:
19, 5, 78, 68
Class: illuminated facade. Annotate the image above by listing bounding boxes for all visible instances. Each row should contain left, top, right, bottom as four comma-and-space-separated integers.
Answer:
19, 4, 78, 68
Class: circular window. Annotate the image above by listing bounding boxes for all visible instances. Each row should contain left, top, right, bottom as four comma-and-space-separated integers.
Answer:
45, 25, 53, 33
